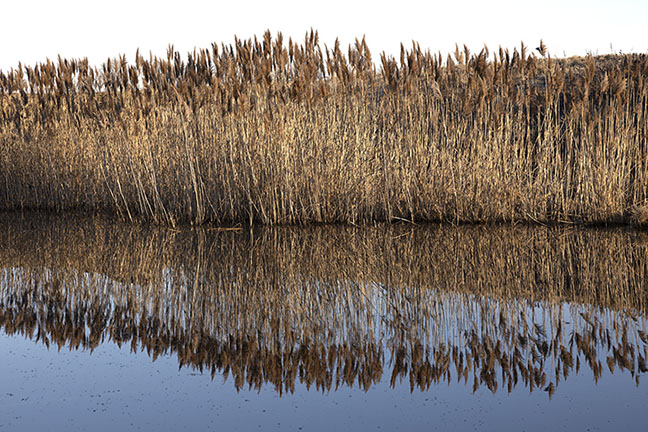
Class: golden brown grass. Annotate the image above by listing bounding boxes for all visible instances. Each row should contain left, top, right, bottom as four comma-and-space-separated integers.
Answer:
1, 31, 647, 226
1, 214, 647, 394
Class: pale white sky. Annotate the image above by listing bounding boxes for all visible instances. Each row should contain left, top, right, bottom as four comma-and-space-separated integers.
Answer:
1, 0, 646, 71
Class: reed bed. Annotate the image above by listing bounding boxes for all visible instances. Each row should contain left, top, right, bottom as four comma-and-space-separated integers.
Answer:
1, 214, 647, 395
1, 31, 647, 225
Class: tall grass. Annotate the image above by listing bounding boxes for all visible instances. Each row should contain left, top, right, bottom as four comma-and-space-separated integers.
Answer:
1, 31, 647, 225
1, 215, 647, 394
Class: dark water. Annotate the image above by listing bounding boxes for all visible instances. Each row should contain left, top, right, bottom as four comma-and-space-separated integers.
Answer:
1, 214, 647, 431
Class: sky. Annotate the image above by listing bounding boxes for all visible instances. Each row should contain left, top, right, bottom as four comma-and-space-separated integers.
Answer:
1, 0, 647, 72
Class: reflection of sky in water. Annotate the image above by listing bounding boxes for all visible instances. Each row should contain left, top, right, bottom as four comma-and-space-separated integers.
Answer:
1, 329, 647, 432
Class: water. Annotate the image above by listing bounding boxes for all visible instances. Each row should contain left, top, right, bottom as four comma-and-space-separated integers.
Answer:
1, 213, 647, 431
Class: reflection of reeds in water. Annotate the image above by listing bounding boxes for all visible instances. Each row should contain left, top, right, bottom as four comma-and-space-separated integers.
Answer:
0, 214, 647, 396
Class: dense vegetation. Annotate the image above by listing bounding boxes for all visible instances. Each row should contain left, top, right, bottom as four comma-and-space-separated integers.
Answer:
1, 31, 647, 225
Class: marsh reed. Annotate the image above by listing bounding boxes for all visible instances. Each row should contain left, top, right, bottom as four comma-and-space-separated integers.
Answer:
1, 31, 647, 225
1, 215, 647, 395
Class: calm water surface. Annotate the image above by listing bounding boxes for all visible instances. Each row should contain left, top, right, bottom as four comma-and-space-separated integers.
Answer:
1, 214, 647, 431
